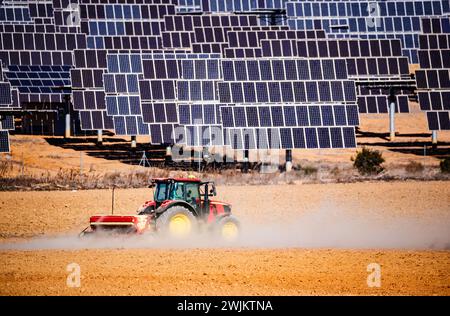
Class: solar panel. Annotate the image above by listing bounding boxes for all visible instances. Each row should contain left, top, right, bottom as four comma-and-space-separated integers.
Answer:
5, 65, 71, 99
416, 69, 450, 89
220, 104, 359, 128
0, 33, 87, 51
285, 0, 450, 63
163, 14, 259, 32
1, 1, 367, 149
227, 30, 326, 48
0, 115, 14, 130
0, 6, 31, 23
223, 47, 263, 58
137, 53, 223, 144
0, 82, 12, 106
416, 15, 450, 130
358, 95, 410, 114
418, 91, 450, 111
0, 130, 10, 153
223, 126, 356, 150
0, 23, 57, 33
206, 0, 289, 13
70, 2, 182, 132
419, 34, 450, 49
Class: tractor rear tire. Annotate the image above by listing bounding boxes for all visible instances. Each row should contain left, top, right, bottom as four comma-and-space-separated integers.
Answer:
215, 215, 240, 242
156, 206, 197, 238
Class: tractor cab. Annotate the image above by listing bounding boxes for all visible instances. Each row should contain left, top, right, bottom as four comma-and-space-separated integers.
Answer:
150, 178, 217, 217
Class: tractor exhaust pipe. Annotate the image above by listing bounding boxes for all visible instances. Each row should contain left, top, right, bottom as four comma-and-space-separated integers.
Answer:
111, 186, 115, 215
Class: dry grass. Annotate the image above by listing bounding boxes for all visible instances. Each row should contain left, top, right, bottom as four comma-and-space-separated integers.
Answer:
405, 161, 425, 174
0, 162, 449, 191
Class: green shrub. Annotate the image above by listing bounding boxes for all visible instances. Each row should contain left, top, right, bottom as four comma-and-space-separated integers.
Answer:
353, 147, 385, 175
440, 157, 450, 173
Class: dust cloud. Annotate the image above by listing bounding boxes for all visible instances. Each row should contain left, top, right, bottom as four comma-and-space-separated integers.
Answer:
1, 203, 449, 251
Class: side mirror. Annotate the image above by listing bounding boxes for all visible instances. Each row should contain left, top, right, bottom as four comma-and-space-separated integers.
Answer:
148, 182, 155, 188
209, 186, 217, 196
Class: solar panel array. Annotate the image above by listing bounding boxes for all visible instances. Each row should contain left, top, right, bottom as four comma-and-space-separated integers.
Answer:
285, 0, 450, 64
1, 0, 449, 154
416, 16, 450, 130
259, 36, 411, 113
0, 57, 12, 152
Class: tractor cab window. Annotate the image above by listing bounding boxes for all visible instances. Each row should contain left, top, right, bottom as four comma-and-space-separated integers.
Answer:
169, 182, 185, 200
185, 183, 200, 204
155, 182, 169, 202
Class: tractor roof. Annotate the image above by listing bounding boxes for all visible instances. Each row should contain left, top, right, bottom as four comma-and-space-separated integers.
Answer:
152, 177, 201, 183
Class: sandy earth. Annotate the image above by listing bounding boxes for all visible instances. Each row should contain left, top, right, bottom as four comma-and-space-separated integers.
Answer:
0, 181, 449, 295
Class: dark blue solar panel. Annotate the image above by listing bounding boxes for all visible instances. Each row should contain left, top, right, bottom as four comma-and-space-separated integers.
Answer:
284, 106, 297, 127
317, 128, 331, 148
343, 127, 356, 148
246, 107, 259, 127
0, 130, 10, 153
322, 106, 334, 126
305, 128, 318, 148
221, 106, 234, 128
292, 128, 306, 148
259, 107, 272, 127
308, 106, 321, 126
330, 128, 343, 148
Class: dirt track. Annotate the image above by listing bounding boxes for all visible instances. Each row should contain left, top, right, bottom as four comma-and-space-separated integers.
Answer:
0, 181, 449, 295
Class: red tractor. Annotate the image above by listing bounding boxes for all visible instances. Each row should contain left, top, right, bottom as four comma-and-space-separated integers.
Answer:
80, 177, 240, 241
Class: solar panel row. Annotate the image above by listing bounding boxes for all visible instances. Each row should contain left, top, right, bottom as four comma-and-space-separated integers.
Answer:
218, 80, 356, 104
358, 95, 410, 114
220, 104, 359, 128
223, 126, 356, 150
0, 33, 87, 51
285, 0, 450, 63
0, 50, 73, 66
416, 16, 450, 131
79, 3, 176, 20
221, 59, 348, 82
418, 91, 450, 111
0, 0, 400, 149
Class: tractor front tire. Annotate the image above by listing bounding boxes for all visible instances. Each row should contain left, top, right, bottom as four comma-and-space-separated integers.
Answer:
215, 215, 240, 242
156, 206, 197, 238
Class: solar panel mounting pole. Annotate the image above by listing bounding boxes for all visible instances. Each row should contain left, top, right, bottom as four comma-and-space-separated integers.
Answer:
243, 150, 249, 173
165, 146, 172, 165
97, 130, 103, 145
388, 88, 396, 141
431, 130, 438, 145
64, 94, 71, 139
356, 80, 416, 142
286, 149, 292, 172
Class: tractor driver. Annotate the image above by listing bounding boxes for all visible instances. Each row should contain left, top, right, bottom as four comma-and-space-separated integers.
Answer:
170, 182, 185, 200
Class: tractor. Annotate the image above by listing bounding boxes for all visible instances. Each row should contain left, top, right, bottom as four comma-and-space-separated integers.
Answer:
80, 177, 240, 241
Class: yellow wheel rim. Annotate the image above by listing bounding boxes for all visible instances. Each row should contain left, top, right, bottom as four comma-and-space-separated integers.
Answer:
169, 214, 192, 237
221, 222, 239, 241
